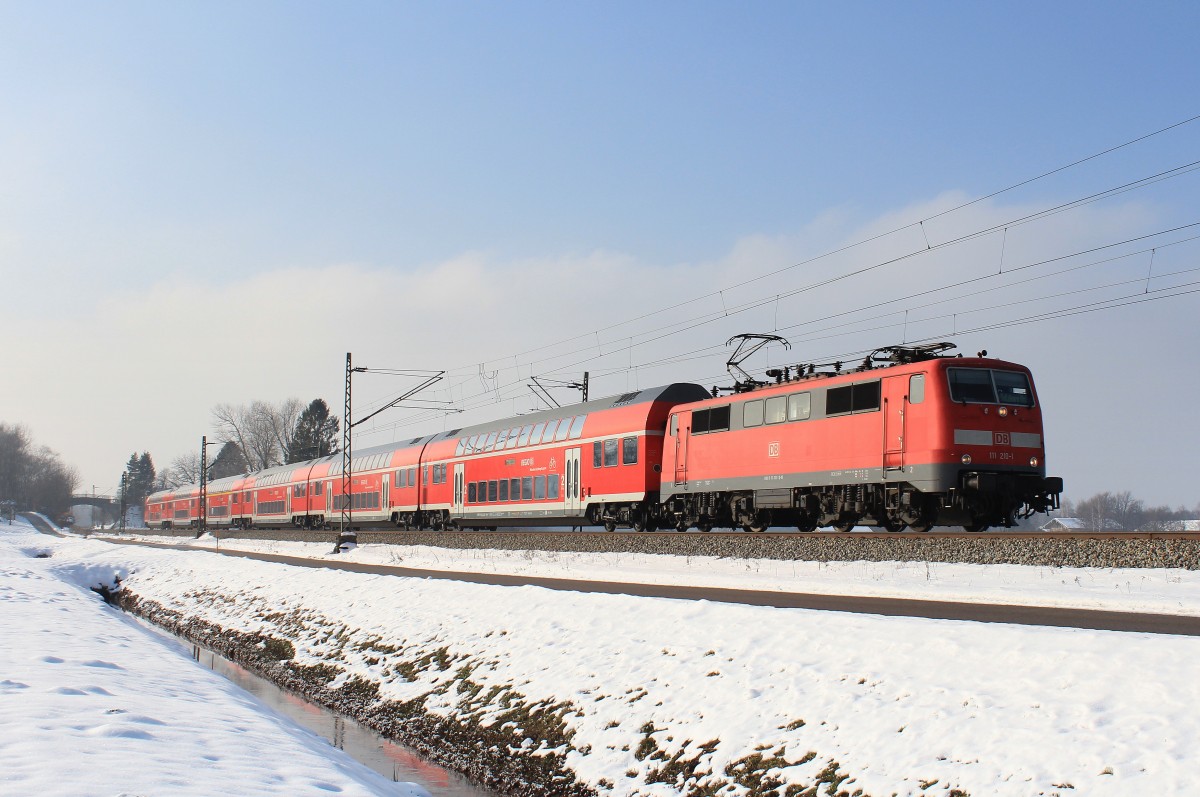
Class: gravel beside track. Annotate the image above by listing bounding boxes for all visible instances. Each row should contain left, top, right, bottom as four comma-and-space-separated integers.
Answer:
125, 527, 1200, 570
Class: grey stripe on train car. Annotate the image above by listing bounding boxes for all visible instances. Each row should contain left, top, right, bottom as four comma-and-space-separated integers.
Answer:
954, 429, 993, 445
1010, 432, 1042, 448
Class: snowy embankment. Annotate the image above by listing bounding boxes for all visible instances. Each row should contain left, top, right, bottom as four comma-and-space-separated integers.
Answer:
13, 522, 1200, 797
0, 519, 427, 797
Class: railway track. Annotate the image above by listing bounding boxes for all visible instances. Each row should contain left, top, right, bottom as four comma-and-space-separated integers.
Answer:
94, 525, 1200, 570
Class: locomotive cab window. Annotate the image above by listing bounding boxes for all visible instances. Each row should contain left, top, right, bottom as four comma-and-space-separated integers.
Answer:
993, 370, 1034, 407
947, 368, 994, 403
947, 368, 1033, 406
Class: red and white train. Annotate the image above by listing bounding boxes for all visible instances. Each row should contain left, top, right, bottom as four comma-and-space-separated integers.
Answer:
146, 343, 1062, 533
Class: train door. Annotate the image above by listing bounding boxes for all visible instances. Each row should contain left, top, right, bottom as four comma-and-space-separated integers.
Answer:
673, 413, 689, 486
452, 463, 465, 518
882, 375, 908, 473
565, 447, 581, 516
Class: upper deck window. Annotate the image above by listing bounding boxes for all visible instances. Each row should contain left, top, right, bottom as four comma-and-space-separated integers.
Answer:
948, 368, 1034, 407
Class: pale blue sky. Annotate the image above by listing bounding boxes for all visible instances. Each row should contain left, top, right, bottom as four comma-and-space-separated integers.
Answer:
2, 2, 1198, 506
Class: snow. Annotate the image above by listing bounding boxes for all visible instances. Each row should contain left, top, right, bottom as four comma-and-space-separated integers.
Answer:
8, 519, 1200, 796
124, 531, 1200, 617
0, 518, 428, 797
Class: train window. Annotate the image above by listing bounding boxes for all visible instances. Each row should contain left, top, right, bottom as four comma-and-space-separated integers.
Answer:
529, 422, 546, 445
510, 478, 521, 500
993, 370, 1034, 407
622, 437, 638, 464
692, 408, 711, 434
593, 442, 603, 467
517, 425, 533, 446
499, 479, 509, 501
947, 368, 996, 404
315, 482, 323, 495
534, 476, 546, 500
743, 400, 764, 427
484, 431, 499, 452
555, 418, 573, 442
409, 467, 417, 486
469, 482, 479, 503
788, 392, 811, 421
522, 477, 533, 500
909, 374, 925, 405
709, 405, 730, 432
488, 480, 498, 502
540, 420, 559, 444
603, 438, 619, 466
853, 380, 881, 412
548, 474, 560, 499
568, 415, 587, 439
765, 396, 787, 425
464, 435, 477, 454
669, 414, 677, 437
827, 381, 881, 415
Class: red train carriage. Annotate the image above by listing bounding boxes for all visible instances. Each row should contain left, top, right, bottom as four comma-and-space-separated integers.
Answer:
660, 345, 1061, 532
145, 487, 201, 528
418, 384, 710, 531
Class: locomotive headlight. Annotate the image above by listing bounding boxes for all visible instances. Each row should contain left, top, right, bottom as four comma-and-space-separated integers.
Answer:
998, 406, 1009, 417
1029, 456, 1039, 467
961, 454, 972, 465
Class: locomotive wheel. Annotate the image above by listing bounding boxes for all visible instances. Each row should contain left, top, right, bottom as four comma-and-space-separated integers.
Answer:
831, 515, 859, 533
747, 509, 772, 533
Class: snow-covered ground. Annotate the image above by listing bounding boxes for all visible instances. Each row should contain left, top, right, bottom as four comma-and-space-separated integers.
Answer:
120, 530, 1200, 617
9, 518, 1200, 796
0, 518, 428, 797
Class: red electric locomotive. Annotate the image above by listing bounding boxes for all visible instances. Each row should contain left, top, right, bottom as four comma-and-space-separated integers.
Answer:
659, 343, 1062, 532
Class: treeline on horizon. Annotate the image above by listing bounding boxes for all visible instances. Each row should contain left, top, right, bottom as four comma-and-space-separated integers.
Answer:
0, 423, 77, 515
121, 398, 340, 507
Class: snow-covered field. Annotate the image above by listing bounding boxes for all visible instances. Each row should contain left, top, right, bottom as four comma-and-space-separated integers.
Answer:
8, 518, 1200, 796
0, 518, 427, 797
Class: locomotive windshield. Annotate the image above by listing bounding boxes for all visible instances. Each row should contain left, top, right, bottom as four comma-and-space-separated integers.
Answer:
947, 368, 1034, 407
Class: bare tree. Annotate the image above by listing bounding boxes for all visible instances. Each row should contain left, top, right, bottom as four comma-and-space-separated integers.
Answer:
211, 399, 303, 471
164, 452, 202, 489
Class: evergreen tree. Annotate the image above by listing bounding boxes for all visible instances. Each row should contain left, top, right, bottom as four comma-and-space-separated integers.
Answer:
209, 441, 249, 480
285, 399, 340, 463
122, 452, 157, 505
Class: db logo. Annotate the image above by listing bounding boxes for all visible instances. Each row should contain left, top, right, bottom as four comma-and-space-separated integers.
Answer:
995, 432, 1010, 446
768, 442, 781, 458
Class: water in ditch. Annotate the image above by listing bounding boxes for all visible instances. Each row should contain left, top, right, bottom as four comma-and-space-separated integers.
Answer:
182, 639, 497, 796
